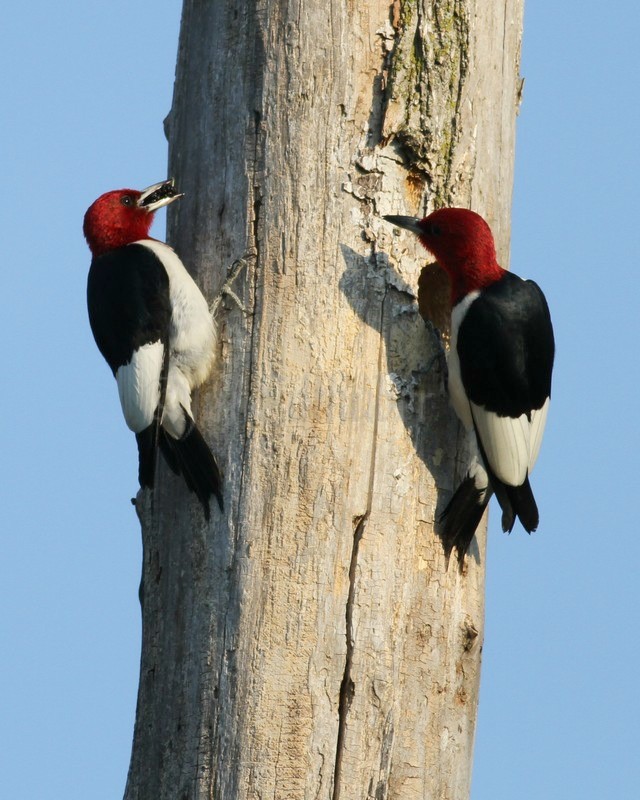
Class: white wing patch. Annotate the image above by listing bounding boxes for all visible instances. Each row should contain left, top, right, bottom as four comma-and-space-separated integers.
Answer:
471, 399, 550, 487
471, 405, 529, 486
116, 341, 164, 433
528, 398, 549, 473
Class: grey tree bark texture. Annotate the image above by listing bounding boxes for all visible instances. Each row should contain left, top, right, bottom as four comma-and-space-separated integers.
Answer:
124, 2, 524, 799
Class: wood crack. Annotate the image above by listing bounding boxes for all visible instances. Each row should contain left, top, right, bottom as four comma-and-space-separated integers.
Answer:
332, 511, 366, 800
332, 280, 388, 800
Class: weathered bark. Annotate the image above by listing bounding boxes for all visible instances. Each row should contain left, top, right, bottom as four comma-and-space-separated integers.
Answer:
124, 2, 524, 799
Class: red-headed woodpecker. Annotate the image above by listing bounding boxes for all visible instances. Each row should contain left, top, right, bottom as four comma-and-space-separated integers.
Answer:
384, 208, 554, 559
84, 180, 223, 518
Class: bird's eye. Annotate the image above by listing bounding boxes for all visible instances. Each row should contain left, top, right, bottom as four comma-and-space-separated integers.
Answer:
120, 196, 133, 207
429, 224, 441, 235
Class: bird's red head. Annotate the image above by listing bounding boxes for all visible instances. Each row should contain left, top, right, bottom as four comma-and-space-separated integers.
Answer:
83, 180, 183, 257
384, 207, 504, 303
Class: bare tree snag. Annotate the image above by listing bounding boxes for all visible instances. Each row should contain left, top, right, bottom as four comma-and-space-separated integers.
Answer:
124, 2, 524, 799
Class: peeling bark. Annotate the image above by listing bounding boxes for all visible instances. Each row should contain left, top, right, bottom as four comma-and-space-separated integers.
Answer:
123, 2, 524, 799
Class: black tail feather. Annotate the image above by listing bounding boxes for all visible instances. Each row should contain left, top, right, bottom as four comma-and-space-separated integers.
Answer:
473, 435, 537, 534
483, 468, 538, 535
480, 471, 538, 535
136, 417, 223, 519
136, 426, 157, 489
440, 438, 540, 564
159, 421, 224, 519
439, 475, 490, 564
489, 477, 516, 533
504, 477, 538, 533
158, 431, 181, 475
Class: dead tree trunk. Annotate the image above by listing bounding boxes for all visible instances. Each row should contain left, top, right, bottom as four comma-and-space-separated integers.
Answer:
124, 1, 524, 798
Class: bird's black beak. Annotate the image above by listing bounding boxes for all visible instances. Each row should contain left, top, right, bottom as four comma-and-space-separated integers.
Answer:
138, 179, 184, 212
383, 215, 423, 236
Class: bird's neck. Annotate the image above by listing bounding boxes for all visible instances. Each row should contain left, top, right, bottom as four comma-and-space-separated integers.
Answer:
88, 226, 152, 257
447, 259, 505, 305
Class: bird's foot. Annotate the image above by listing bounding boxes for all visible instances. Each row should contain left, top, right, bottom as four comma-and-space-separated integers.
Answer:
209, 258, 249, 317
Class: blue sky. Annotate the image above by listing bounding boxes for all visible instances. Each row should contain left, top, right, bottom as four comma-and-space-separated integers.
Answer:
2, 2, 638, 798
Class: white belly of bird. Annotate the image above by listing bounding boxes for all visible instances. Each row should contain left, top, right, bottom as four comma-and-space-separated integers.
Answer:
138, 239, 216, 389
448, 291, 480, 430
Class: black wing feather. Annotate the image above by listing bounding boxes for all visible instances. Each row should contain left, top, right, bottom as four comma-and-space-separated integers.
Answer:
88, 244, 172, 489
457, 272, 554, 418
87, 243, 171, 374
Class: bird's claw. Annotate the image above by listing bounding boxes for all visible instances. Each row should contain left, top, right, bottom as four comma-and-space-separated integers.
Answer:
209, 258, 249, 317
